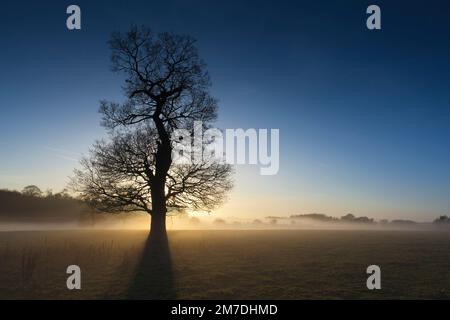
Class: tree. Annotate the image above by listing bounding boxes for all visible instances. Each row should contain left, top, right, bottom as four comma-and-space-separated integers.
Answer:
433, 215, 450, 224
21, 185, 42, 197
341, 213, 355, 221
252, 219, 263, 225
72, 26, 233, 236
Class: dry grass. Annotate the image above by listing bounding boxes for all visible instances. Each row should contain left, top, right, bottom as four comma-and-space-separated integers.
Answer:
0, 229, 449, 299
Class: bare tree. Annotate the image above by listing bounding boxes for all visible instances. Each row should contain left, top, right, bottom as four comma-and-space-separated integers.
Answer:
22, 185, 42, 197
72, 26, 233, 236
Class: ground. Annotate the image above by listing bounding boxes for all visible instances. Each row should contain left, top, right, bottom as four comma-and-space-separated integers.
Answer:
0, 229, 449, 299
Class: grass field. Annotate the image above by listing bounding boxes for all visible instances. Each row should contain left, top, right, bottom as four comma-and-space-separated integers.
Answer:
0, 229, 449, 299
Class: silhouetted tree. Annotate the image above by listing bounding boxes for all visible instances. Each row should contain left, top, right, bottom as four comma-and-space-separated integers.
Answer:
44, 189, 53, 198
290, 213, 337, 222
341, 213, 374, 224
72, 26, 233, 236
341, 213, 355, 221
252, 219, 263, 225
433, 215, 450, 224
21, 185, 42, 197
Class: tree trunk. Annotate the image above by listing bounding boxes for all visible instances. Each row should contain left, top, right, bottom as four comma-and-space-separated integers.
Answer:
150, 212, 166, 239
150, 179, 168, 238
150, 102, 171, 238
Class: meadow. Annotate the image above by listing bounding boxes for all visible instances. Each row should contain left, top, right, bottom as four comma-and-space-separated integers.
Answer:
0, 229, 449, 299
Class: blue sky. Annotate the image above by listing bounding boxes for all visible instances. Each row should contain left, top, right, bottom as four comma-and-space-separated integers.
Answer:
1, 0, 450, 221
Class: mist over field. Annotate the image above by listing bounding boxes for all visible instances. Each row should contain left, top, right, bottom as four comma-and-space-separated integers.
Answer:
1, 214, 450, 232
1, 189, 450, 300
1, 229, 450, 299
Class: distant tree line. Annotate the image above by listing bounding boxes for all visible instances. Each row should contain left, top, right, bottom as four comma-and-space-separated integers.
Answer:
289, 213, 423, 225
0, 186, 83, 223
0, 186, 119, 225
434, 215, 450, 224
1, 186, 450, 227
289, 213, 375, 224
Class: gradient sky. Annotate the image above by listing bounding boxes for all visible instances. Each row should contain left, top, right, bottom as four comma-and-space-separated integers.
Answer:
1, 0, 450, 221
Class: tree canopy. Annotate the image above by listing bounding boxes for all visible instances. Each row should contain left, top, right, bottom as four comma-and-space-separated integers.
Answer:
72, 26, 233, 232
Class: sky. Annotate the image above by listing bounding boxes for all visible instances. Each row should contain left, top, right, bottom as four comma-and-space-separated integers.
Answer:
1, 0, 450, 222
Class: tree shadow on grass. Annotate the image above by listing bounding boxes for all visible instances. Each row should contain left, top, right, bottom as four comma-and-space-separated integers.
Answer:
127, 231, 176, 299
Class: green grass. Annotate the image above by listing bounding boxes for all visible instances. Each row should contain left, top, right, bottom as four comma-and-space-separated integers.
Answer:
0, 229, 449, 299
